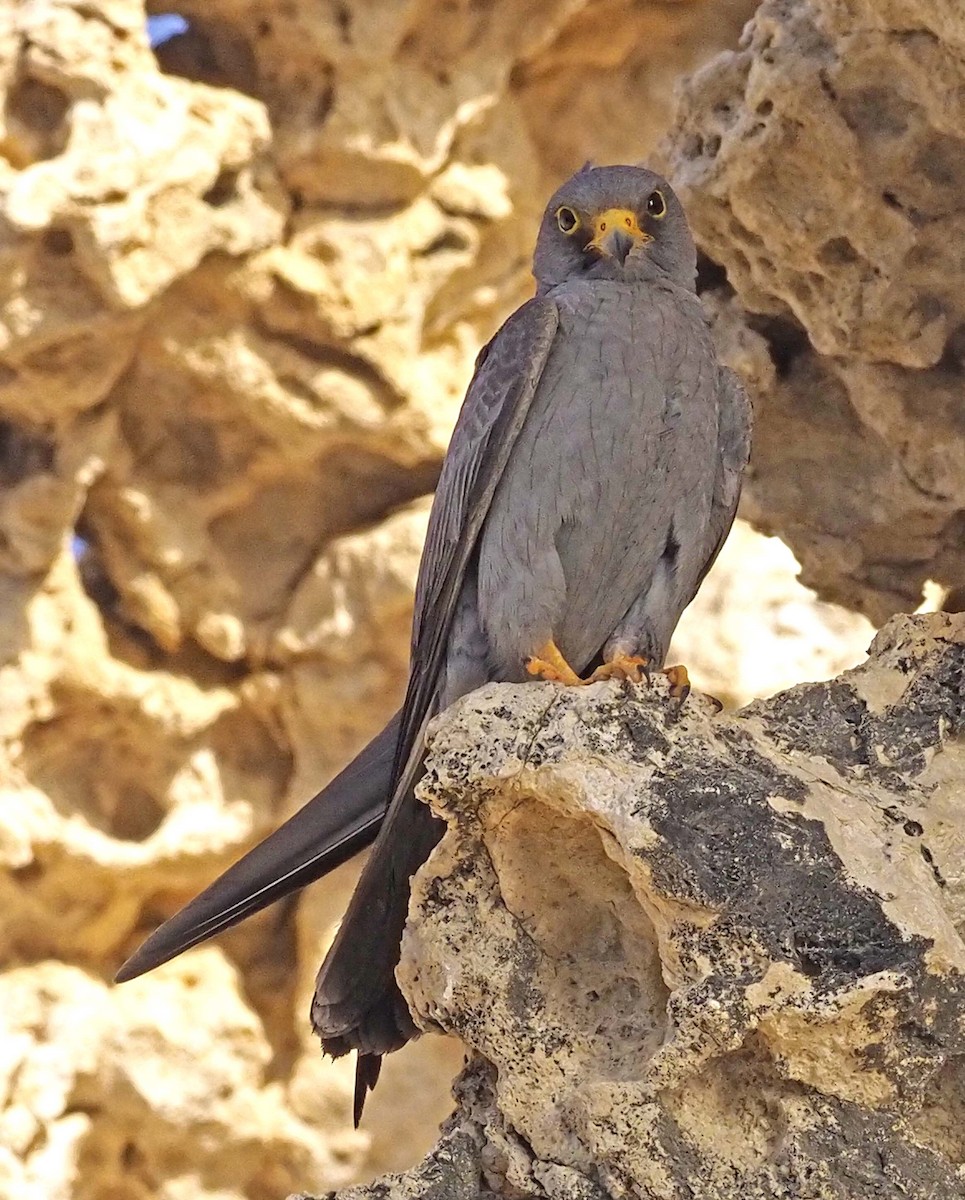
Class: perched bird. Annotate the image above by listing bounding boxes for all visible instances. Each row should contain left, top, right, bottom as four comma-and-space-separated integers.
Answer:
117, 164, 751, 1122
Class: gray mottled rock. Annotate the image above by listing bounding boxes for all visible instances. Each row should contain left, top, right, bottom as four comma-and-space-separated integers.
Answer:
309, 614, 965, 1198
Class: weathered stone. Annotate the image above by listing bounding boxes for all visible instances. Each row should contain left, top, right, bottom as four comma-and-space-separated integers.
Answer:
313, 614, 964, 1199
0, 955, 361, 1200
660, 0, 965, 621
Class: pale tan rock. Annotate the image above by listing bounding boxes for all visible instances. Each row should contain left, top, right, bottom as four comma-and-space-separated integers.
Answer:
660, 0, 965, 621
0, 0, 284, 427
0, 551, 288, 971
269, 501, 429, 796
0, 955, 360, 1200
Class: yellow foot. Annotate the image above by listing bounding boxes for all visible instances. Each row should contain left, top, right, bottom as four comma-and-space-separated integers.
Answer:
589, 653, 650, 684
526, 639, 585, 686
663, 664, 691, 705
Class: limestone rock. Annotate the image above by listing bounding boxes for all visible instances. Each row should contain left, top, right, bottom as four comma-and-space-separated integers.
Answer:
0, 954, 361, 1200
0, 0, 283, 430
660, 0, 965, 621
317, 613, 965, 1198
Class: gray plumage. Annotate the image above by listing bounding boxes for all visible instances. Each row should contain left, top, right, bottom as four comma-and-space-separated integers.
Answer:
115, 164, 752, 1123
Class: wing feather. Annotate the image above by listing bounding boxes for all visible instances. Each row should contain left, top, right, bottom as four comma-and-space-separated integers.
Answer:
392, 297, 559, 778
689, 364, 753, 599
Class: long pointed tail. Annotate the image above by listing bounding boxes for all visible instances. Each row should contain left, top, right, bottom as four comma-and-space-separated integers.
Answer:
115, 713, 400, 982
311, 754, 444, 1123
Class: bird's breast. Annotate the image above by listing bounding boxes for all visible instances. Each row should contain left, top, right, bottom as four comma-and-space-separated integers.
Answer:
476, 281, 718, 675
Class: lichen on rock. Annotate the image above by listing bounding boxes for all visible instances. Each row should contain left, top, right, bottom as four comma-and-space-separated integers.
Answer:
317, 613, 964, 1198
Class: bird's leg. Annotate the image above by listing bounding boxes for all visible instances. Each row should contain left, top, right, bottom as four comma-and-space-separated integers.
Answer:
588, 653, 651, 684
526, 639, 585, 686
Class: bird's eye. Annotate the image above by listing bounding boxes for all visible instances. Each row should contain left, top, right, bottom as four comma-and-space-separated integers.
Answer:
646, 190, 667, 219
556, 206, 579, 234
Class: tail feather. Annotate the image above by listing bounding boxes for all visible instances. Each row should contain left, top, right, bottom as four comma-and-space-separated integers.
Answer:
353, 1054, 383, 1127
115, 713, 400, 982
312, 765, 445, 1120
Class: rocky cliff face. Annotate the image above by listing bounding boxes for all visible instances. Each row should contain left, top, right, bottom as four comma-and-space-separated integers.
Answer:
0, 0, 960, 1196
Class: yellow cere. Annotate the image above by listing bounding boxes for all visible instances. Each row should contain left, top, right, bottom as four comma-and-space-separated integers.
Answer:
592, 208, 645, 240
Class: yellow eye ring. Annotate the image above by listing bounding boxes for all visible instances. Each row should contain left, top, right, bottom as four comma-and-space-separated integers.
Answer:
646, 190, 667, 219
556, 206, 580, 234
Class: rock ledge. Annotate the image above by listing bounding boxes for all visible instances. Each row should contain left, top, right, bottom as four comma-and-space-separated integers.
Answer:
313, 613, 965, 1199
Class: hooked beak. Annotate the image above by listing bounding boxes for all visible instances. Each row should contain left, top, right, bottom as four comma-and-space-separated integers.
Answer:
585, 208, 650, 264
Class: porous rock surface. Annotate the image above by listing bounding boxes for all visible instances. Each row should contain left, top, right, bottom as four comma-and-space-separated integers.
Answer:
316, 613, 965, 1199
661, 0, 965, 621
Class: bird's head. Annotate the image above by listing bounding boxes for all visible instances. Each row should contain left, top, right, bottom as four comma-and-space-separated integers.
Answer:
532, 164, 696, 291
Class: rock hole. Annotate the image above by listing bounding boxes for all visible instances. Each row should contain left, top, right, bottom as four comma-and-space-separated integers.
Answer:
5, 78, 70, 163
917, 294, 945, 325
420, 229, 471, 256
839, 87, 909, 139
315, 72, 335, 124
942, 586, 965, 614
147, 13, 189, 48
920, 844, 946, 888
120, 1142, 142, 1170
0, 419, 55, 485
43, 227, 75, 256
662, 524, 680, 567
818, 237, 860, 267
695, 254, 728, 294
914, 133, 965, 190
11, 861, 43, 884
681, 133, 703, 159
935, 322, 965, 371
485, 798, 671, 1079
73, 520, 123, 619
152, 16, 258, 96
22, 711, 169, 842
111, 788, 169, 842
746, 313, 811, 378
7, 79, 69, 133
203, 168, 240, 208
